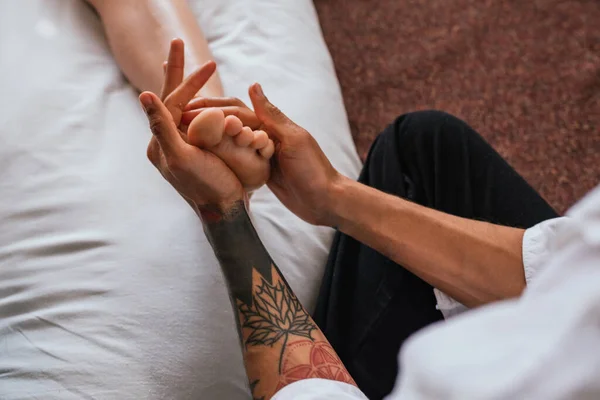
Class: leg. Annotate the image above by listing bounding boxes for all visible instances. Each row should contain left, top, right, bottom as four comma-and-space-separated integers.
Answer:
313, 110, 558, 399
88, 0, 223, 96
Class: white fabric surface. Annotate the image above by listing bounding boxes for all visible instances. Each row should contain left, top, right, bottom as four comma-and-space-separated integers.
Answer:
272, 379, 368, 400
0, 1, 361, 399
274, 184, 600, 399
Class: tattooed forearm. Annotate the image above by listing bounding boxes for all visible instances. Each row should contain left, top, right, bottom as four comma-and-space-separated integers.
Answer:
201, 200, 356, 399
201, 201, 273, 306
239, 265, 316, 373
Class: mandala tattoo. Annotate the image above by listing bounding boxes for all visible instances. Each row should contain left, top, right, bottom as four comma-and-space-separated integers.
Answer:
277, 340, 356, 390
238, 267, 317, 372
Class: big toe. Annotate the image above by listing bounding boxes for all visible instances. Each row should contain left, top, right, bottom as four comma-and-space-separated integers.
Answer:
188, 108, 225, 148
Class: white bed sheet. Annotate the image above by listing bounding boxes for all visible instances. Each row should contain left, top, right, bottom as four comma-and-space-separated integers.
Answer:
0, 0, 361, 398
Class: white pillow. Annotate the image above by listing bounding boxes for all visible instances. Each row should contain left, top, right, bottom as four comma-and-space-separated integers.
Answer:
0, 0, 361, 398
188, 0, 362, 311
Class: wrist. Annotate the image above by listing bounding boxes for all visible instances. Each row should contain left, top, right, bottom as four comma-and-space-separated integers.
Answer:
197, 194, 249, 224
325, 174, 356, 229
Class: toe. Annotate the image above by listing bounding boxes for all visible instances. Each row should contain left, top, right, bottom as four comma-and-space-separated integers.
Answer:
259, 139, 275, 159
250, 130, 269, 150
234, 127, 254, 147
224, 115, 243, 137
188, 108, 225, 148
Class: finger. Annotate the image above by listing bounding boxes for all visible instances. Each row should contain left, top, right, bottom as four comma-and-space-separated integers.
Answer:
249, 83, 296, 141
184, 97, 245, 111
181, 106, 260, 129
162, 61, 168, 75
140, 91, 186, 156
164, 61, 217, 120
180, 110, 200, 126
160, 38, 185, 100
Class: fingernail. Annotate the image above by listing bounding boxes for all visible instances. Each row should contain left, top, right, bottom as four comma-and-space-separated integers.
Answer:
254, 83, 265, 98
139, 93, 153, 109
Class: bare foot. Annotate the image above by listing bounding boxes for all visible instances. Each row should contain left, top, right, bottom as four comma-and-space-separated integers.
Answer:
187, 108, 274, 192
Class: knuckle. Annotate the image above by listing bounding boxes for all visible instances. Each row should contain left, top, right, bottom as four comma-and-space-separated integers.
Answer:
297, 126, 310, 138
299, 129, 314, 144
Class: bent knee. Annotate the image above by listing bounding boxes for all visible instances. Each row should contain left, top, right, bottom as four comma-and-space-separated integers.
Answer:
388, 110, 470, 144
369, 110, 478, 162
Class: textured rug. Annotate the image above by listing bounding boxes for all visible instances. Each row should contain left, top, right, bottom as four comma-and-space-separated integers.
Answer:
315, 0, 600, 213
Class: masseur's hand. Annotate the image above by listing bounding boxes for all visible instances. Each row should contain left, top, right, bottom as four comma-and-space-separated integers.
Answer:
181, 84, 344, 226
248, 83, 344, 226
175, 71, 344, 225
182, 96, 261, 130
141, 40, 244, 212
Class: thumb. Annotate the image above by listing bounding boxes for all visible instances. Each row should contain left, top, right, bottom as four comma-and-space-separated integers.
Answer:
249, 83, 296, 141
139, 91, 185, 156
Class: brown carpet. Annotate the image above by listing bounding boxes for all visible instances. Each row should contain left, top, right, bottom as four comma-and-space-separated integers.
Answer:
315, 0, 600, 213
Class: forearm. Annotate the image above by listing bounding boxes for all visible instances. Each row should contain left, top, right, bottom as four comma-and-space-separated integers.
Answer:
200, 201, 355, 399
329, 177, 526, 307
88, 0, 222, 96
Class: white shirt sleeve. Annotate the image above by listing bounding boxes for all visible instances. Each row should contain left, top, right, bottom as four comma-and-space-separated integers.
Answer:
433, 216, 570, 319
386, 185, 600, 400
271, 379, 368, 400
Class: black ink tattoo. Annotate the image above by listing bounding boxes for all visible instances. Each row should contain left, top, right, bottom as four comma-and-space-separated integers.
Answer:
238, 268, 316, 372
202, 199, 320, 397
202, 200, 274, 306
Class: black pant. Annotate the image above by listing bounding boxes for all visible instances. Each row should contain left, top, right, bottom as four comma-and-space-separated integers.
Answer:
313, 111, 559, 400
